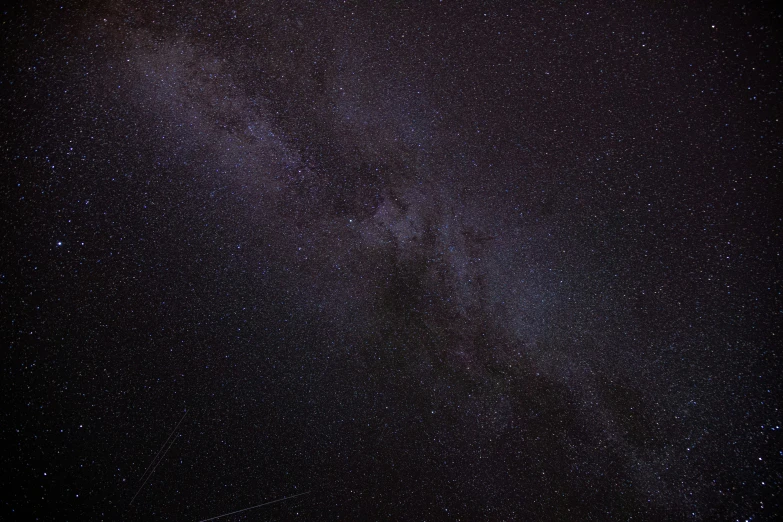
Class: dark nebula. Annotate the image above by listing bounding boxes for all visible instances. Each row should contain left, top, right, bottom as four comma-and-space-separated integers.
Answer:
3, 1, 781, 520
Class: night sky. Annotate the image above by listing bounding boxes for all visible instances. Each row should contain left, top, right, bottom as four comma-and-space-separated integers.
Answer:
3, 1, 781, 520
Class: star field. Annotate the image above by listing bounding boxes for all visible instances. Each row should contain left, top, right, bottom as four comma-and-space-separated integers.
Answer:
2, 1, 781, 520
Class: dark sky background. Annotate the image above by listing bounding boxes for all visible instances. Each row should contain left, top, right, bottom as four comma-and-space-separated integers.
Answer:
2, 1, 781, 520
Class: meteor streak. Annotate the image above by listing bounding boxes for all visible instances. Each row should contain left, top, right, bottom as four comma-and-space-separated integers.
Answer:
130, 409, 188, 505
197, 491, 311, 522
